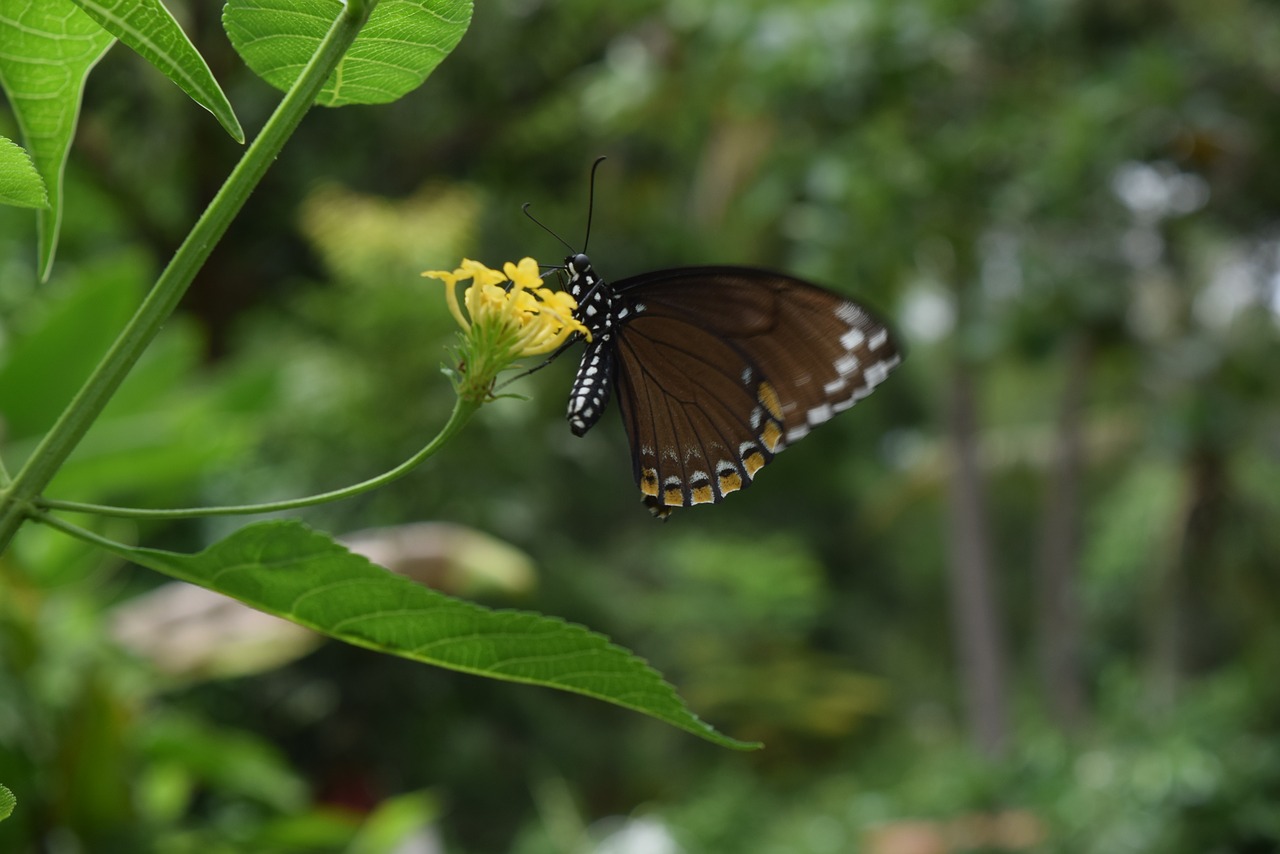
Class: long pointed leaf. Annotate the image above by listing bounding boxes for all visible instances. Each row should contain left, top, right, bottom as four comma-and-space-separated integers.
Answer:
0, 0, 115, 280
69, 0, 244, 142
102, 520, 758, 750
223, 0, 471, 107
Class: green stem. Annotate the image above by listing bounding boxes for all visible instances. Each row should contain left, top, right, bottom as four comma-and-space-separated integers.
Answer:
30, 508, 133, 554
36, 397, 479, 519
0, 2, 374, 553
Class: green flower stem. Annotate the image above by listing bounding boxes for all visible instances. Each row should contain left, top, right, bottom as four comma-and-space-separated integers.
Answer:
35, 396, 480, 519
0, 1, 375, 553
29, 508, 134, 553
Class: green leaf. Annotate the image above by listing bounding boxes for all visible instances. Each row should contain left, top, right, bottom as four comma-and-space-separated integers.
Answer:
0, 783, 14, 822
223, 0, 472, 107
68, 0, 244, 142
347, 790, 439, 854
139, 715, 309, 812
0, 256, 141, 442
104, 520, 757, 750
0, 0, 115, 280
0, 134, 48, 208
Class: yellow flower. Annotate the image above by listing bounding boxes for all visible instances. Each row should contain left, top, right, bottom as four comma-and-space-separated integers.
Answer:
423, 257, 591, 401
504, 257, 543, 290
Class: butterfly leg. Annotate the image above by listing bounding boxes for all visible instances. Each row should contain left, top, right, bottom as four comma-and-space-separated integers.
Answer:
494, 333, 583, 389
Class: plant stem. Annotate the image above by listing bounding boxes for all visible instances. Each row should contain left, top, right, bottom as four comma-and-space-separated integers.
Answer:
29, 509, 132, 554
0, 2, 374, 554
36, 397, 479, 519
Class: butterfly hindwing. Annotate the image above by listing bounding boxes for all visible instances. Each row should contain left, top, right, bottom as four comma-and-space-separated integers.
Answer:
608, 267, 900, 517
613, 313, 783, 518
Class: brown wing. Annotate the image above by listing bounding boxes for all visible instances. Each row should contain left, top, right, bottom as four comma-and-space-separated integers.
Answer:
612, 267, 901, 517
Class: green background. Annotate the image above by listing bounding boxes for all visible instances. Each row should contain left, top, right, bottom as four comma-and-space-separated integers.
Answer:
3, 0, 1280, 851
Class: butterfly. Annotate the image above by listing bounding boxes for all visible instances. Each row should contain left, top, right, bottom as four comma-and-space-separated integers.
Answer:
535, 159, 902, 519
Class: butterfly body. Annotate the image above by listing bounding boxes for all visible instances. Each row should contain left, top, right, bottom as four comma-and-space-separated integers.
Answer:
565, 253, 627, 437
560, 253, 901, 518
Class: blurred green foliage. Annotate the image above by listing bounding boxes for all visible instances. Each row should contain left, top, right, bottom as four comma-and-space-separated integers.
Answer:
4, 0, 1280, 851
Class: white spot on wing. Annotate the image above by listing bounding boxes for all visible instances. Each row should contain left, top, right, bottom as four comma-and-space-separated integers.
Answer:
864, 359, 892, 388
835, 303, 863, 324
840, 328, 865, 351
786, 424, 810, 442
807, 403, 834, 425
834, 354, 860, 377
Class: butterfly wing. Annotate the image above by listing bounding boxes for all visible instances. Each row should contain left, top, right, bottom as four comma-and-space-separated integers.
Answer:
610, 266, 901, 518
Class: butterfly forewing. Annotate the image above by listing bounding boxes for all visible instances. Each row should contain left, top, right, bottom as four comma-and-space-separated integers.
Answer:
609, 267, 900, 517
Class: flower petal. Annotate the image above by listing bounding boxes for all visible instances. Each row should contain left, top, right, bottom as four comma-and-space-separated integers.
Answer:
505, 257, 544, 291
458, 258, 508, 288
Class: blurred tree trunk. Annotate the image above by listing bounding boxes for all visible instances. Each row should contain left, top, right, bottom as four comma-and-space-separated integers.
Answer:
943, 362, 1011, 757
1035, 335, 1091, 732
1148, 446, 1227, 706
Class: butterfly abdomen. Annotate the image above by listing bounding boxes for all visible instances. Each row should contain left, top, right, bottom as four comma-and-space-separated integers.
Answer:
565, 253, 625, 437
567, 337, 616, 436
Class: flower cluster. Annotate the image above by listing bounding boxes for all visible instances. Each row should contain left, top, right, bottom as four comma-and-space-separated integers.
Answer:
423, 258, 589, 401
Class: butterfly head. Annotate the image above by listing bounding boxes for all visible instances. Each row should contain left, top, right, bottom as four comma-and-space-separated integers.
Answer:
566, 253, 594, 286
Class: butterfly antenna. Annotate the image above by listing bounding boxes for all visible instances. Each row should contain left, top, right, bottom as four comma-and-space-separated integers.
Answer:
522, 203, 574, 253
582, 155, 608, 253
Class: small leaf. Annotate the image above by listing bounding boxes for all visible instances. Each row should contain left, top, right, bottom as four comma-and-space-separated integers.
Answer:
0, 783, 14, 822
223, 0, 472, 107
0, 134, 48, 208
69, 0, 244, 142
104, 521, 757, 750
0, 0, 115, 280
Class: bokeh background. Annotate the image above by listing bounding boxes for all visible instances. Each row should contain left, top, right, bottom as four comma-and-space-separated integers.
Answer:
3, 0, 1280, 851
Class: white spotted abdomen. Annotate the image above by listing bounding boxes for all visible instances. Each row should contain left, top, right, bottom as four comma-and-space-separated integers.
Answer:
567, 337, 616, 437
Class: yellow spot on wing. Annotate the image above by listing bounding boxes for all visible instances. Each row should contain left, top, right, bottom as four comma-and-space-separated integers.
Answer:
758, 381, 783, 419
743, 452, 766, 477
663, 486, 684, 506
691, 483, 715, 504
640, 469, 659, 497
718, 471, 743, 495
762, 421, 783, 452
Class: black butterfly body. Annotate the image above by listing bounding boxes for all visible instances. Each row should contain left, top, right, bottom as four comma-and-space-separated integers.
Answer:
560, 252, 901, 519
